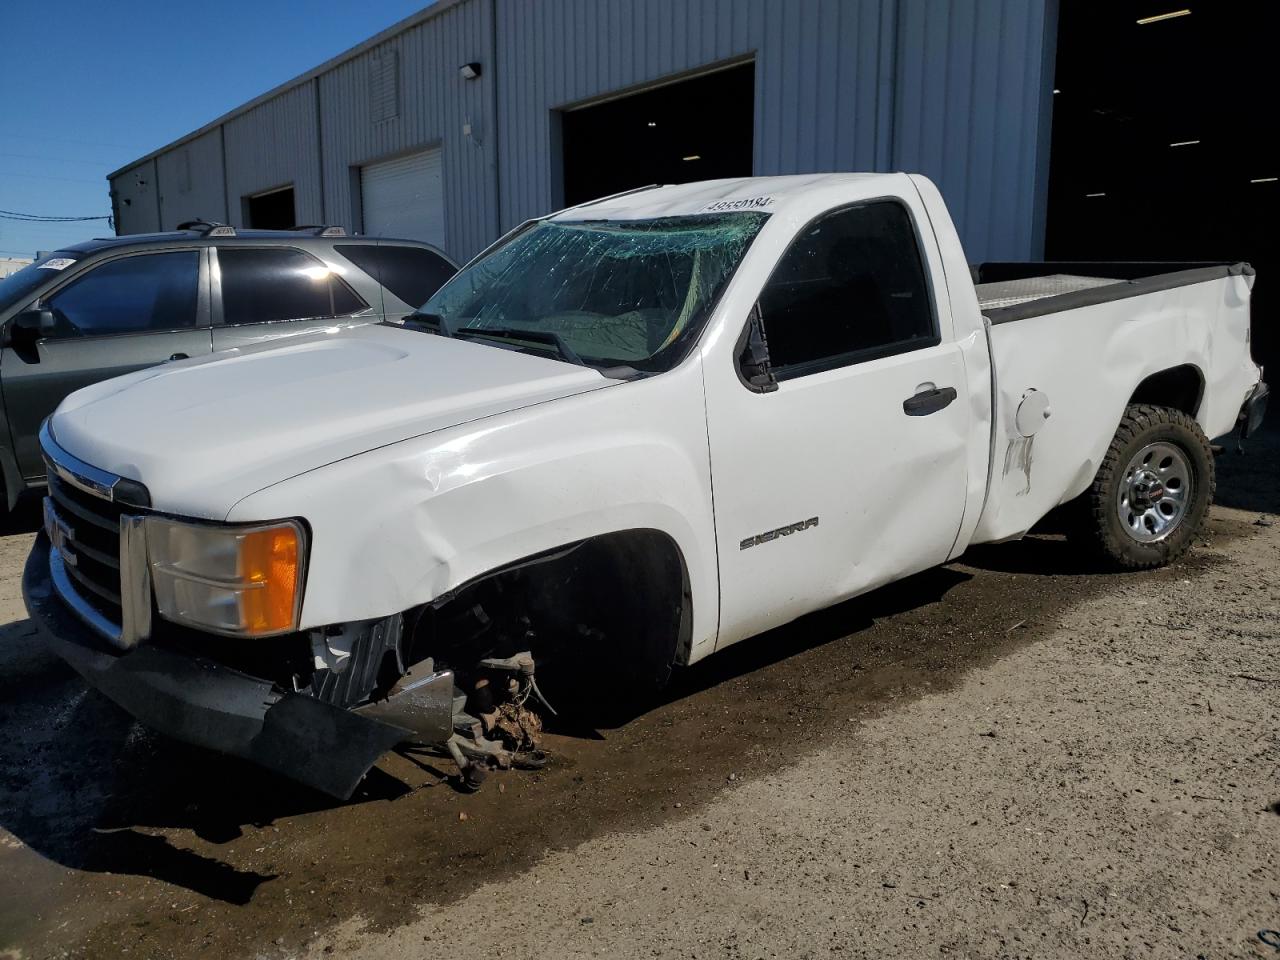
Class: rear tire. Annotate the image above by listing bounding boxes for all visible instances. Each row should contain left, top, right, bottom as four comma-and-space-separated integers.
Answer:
1075, 403, 1214, 569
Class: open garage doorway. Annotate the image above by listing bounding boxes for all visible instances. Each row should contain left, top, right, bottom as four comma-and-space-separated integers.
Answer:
1046, 3, 1279, 370
561, 62, 754, 207
243, 185, 296, 229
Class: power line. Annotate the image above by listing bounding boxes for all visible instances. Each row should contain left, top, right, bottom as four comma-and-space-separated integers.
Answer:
0, 208, 112, 222
3, 132, 132, 150
0, 171, 105, 185
0, 151, 121, 167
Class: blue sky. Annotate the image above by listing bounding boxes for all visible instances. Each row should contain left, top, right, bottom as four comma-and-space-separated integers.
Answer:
0, 0, 430, 258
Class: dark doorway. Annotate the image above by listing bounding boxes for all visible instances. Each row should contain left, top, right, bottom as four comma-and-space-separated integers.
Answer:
561, 63, 755, 207
1047, 3, 1279, 369
244, 186, 296, 229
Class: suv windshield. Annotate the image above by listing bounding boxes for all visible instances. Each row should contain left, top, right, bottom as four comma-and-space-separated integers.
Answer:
0, 251, 82, 312
420, 213, 768, 372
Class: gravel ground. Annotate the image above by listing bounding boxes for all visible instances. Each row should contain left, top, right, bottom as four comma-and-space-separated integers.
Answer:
0, 426, 1276, 959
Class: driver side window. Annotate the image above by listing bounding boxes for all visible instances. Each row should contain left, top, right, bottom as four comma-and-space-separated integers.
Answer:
43, 251, 200, 338
757, 200, 938, 380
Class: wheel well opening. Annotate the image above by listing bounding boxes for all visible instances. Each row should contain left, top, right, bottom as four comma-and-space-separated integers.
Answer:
1128, 365, 1204, 418
406, 529, 693, 706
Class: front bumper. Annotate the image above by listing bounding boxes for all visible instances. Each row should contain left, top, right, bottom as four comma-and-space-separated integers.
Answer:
23, 533, 410, 799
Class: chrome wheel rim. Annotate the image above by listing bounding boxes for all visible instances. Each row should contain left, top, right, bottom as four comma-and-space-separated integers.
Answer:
1117, 442, 1192, 543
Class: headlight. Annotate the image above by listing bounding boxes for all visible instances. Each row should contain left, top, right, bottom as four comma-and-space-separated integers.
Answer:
145, 518, 307, 637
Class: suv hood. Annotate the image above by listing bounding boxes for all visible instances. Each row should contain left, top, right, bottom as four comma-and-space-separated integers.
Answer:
50, 323, 611, 519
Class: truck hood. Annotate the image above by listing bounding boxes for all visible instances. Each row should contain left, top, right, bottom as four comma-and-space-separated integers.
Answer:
50, 323, 612, 519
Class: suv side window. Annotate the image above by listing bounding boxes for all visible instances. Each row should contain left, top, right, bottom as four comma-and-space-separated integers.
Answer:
43, 251, 199, 338
756, 200, 937, 380
218, 248, 368, 325
334, 244, 456, 308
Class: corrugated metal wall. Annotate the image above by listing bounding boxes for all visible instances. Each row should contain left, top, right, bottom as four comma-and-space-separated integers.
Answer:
893, 0, 1057, 260
318, 0, 496, 258
155, 128, 226, 227
495, 0, 1055, 259
109, 0, 1057, 261
111, 160, 161, 235
495, 0, 898, 227
223, 82, 324, 226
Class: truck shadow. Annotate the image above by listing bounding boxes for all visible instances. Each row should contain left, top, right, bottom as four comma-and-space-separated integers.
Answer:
1213, 422, 1280, 515
0, 562, 981, 906
0, 493, 43, 537
0, 617, 409, 906
662, 565, 973, 711
958, 533, 1108, 578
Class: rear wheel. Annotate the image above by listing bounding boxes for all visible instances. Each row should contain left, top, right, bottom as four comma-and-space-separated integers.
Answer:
1075, 403, 1214, 569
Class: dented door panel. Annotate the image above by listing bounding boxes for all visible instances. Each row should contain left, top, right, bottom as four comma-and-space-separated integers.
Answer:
706, 343, 972, 649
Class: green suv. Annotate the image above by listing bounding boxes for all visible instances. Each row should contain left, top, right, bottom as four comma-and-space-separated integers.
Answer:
0, 222, 455, 513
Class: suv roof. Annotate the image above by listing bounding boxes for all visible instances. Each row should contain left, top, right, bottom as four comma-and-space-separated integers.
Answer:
58, 223, 435, 256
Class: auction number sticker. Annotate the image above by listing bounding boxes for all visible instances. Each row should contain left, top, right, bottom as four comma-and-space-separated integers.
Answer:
38, 258, 76, 271
700, 195, 774, 213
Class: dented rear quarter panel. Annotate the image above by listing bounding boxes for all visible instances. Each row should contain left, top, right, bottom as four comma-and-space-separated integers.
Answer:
973, 271, 1259, 543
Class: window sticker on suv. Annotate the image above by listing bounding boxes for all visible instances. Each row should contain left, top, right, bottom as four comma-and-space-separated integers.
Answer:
38, 258, 77, 271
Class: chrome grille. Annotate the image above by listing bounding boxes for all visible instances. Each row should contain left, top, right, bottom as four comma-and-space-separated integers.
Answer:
40, 421, 153, 650
46, 474, 126, 624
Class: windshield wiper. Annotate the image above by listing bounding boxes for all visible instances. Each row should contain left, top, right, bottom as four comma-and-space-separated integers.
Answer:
400, 311, 454, 337
400, 315, 590, 369
455, 326, 586, 367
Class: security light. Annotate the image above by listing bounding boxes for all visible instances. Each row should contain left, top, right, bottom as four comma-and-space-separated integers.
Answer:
459, 62, 482, 80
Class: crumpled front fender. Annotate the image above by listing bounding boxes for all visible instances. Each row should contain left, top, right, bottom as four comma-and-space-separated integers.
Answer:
226, 362, 721, 661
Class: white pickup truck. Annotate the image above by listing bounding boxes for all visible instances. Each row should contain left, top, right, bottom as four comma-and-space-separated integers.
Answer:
23, 174, 1268, 798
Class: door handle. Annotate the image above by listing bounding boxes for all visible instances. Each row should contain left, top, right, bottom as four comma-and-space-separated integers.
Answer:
902, 386, 957, 416
168, 353, 189, 362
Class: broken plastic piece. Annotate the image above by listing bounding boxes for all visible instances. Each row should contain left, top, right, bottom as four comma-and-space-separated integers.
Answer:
354, 662, 455, 742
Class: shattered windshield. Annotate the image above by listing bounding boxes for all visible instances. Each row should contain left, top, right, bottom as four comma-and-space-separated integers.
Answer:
419, 212, 769, 372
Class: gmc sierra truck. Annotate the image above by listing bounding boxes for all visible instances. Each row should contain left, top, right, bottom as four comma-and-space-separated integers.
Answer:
22, 174, 1268, 798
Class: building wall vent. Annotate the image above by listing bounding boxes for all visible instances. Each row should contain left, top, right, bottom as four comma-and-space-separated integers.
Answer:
369, 49, 400, 122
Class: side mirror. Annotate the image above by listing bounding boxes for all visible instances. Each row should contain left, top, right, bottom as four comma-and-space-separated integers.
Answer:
738, 303, 778, 393
10, 306, 56, 343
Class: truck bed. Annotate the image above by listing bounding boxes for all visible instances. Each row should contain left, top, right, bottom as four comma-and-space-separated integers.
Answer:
972, 261, 1254, 324
972, 258, 1256, 547
975, 274, 1123, 311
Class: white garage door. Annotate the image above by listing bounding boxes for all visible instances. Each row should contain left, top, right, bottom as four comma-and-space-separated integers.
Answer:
360, 148, 445, 247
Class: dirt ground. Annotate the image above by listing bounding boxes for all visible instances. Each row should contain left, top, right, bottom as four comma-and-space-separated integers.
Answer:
0, 426, 1277, 960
